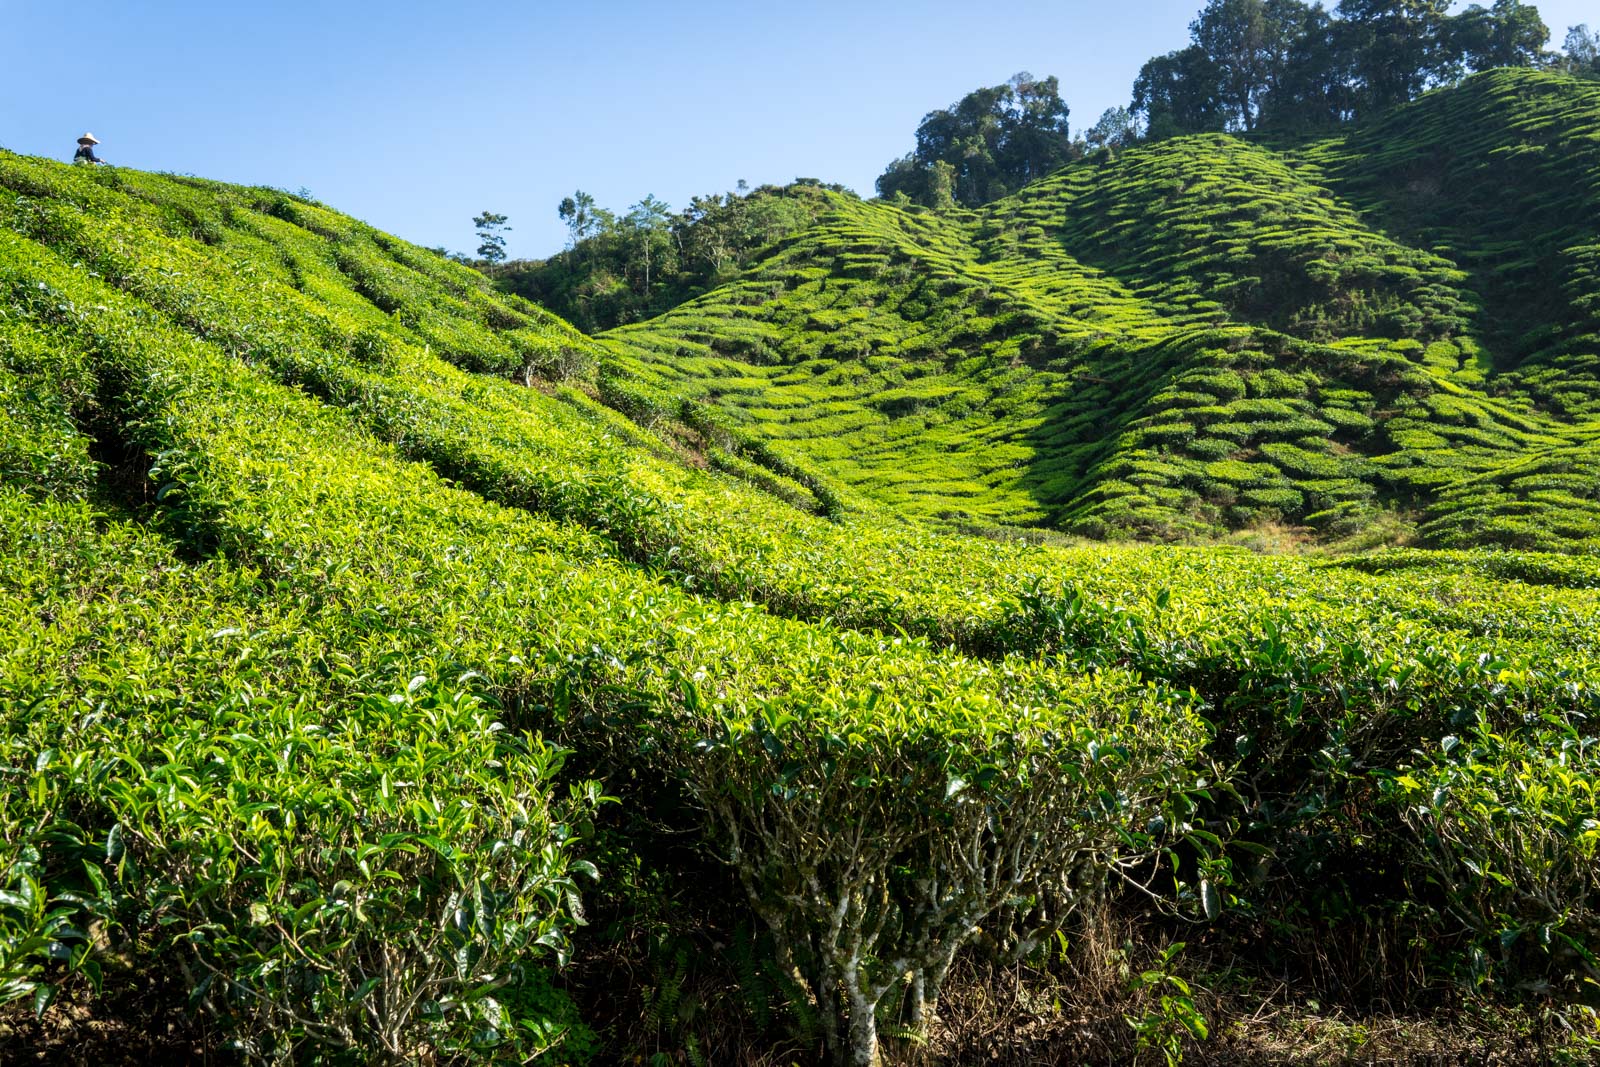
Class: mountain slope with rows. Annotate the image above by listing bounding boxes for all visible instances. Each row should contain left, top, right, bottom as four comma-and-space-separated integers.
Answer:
602, 68, 1600, 550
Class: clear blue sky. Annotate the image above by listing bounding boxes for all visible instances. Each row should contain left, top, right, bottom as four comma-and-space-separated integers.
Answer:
2, 1, 1594, 259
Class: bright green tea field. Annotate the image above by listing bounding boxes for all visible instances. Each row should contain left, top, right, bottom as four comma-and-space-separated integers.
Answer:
607, 69, 1600, 549
0, 67, 1597, 1066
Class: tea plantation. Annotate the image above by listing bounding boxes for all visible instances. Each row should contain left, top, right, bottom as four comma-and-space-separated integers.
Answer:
1, 67, 1597, 1065
607, 69, 1600, 551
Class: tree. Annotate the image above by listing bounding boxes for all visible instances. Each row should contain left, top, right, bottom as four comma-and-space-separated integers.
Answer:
1559, 24, 1600, 76
875, 73, 1075, 209
557, 191, 608, 247
1133, 45, 1228, 138
875, 154, 929, 206
907, 81, 1013, 206
1085, 107, 1139, 153
926, 160, 957, 212
1130, 0, 1555, 139
1260, 3, 1358, 127
623, 194, 674, 292
1335, 0, 1455, 116
995, 73, 1076, 186
1189, 0, 1316, 130
472, 210, 511, 266
1449, 0, 1550, 74
678, 192, 741, 276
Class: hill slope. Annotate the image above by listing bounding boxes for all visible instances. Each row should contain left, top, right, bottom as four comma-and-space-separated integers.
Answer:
1, 103, 1598, 1064
602, 69, 1600, 551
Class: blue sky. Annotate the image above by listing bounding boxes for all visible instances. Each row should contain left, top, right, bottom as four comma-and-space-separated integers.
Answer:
3, 1, 1595, 259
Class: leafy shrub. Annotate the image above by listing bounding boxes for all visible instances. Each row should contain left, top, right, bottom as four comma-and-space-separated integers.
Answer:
654, 668, 1212, 1065
1394, 721, 1599, 997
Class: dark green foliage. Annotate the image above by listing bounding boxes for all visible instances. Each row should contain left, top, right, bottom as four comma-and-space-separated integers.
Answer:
876, 72, 1079, 208
1450, 0, 1551, 72
1186, 0, 1320, 131
1134, 44, 1231, 138
1134, 0, 1552, 137
1336, 0, 1459, 115
498, 183, 835, 332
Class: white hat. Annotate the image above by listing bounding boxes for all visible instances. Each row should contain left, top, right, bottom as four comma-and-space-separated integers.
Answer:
77, 133, 99, 145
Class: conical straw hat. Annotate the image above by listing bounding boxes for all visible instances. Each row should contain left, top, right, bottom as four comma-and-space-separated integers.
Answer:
77, 133, 99, 145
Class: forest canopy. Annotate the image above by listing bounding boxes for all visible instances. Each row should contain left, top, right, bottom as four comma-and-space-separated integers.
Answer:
870, 0, 1590, 210
1133, 0, 1553, 136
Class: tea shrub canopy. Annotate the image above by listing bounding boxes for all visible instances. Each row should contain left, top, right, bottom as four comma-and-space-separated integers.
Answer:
0, 66, 1597, 1065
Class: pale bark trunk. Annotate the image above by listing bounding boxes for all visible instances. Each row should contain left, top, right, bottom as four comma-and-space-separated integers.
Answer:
907, 969, 928, 1029
847, 996, 880, 1066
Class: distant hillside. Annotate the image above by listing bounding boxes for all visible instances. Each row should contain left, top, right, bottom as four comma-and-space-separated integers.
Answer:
601, 68, 1600, 551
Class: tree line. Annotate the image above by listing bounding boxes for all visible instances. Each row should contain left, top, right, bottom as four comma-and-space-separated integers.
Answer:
1135, 0, 1552, 136
493, 181, 839, 333
878, 1, 1600, 209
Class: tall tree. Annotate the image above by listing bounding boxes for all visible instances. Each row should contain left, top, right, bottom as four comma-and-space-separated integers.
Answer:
1132, 45, 1228, 138
906, 81, 1013, 206
1085, 106, 1140, 153
1335, 0, 1454, 115
926, 160, 958, 212
1449, 0, 1550, 73
678, 192, 742, 276
995, 73, 1077, 185
875, 154, 928, 206
623, 195, 675, 292
1135, 0, 1555, 138
1189, 0, 1315, 130
876, 73, 1075, 208
472, 211, 511, 266
1258, 2, 1357, 127
1562, 24, 1600, 75
557, 191, 611, 247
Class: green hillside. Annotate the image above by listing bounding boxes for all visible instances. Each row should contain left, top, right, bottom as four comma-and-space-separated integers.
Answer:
603, 69, 1600, 551
1, 71, 1598, 1065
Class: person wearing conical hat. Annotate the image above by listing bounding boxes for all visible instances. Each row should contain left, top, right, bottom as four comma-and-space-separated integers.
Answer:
73, 133, 104, 165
